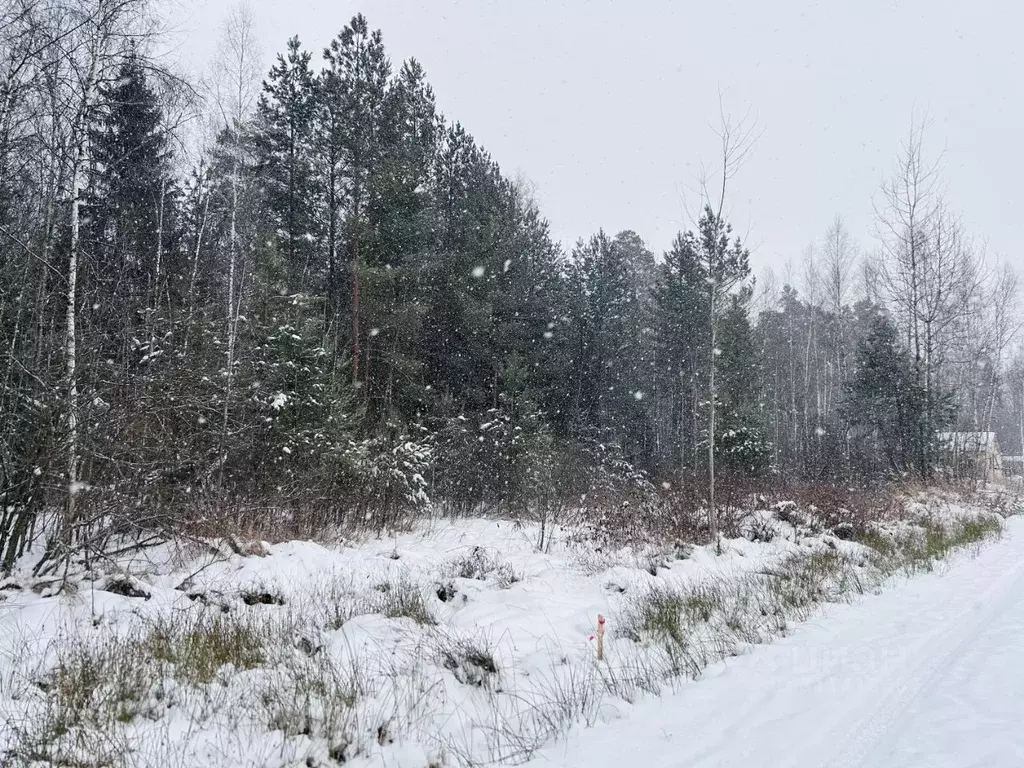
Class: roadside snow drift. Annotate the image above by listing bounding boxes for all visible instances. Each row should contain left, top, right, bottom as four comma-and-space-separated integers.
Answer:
0, 500, 1011, 767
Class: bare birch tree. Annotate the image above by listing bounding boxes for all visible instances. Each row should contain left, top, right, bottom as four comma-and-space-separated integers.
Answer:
875, 123, 981, 475
821, 216, 857, 457
60, 0, 153, 563
981, 263, 1021, 436
823, 216, 857, 315
206, 2, 261, 484
0, 0, 158, 571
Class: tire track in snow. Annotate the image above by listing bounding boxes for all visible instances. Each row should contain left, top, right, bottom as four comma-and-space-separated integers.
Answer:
527, 521, 1024, 768
812, 533, 1024, 768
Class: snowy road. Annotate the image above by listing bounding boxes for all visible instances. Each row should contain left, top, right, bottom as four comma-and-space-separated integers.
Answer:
531, 517, 1024, 768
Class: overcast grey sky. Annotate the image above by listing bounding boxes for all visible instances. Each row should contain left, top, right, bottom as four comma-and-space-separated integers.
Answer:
167, 0, 1022, 276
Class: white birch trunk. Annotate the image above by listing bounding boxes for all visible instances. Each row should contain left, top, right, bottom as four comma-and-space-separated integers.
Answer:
63, 47, 100, 548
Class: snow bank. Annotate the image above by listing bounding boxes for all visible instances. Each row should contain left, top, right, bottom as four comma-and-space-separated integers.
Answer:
0, 499, 1010, 767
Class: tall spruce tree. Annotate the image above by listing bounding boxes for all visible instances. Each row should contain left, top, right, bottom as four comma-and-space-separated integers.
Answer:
845, 301, 927, 475
86, 48, 176, 363
716, 291, 769, 473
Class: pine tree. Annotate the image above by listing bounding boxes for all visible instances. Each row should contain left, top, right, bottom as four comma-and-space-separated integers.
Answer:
489, 185, 568, 428
655, 232, 710, 473
360, 57, 438, 422
322, 15, 392, 386
420, 124, 500, 411
565, 230, 654, 463
653, 210, 752, 478
254, 36, 318, 295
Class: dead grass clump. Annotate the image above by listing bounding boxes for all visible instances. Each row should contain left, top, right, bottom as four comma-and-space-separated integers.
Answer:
144, 610, 270, 685
444, 546, 521, 588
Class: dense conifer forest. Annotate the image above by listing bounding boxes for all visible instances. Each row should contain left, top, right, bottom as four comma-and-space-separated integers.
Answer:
1, 2, 1021, 571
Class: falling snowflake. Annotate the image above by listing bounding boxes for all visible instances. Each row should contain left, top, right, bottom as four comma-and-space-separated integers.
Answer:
634, 391, 644, 401
471, 265, 485, 278
543, 331, 553, 339
270, 392, 288, 410
369, 328, 380, 337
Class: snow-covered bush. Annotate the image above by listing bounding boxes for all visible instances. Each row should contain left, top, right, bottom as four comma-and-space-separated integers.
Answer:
432, 396, 554, 518
444, 546, 520, 587
340, 429, 433, 530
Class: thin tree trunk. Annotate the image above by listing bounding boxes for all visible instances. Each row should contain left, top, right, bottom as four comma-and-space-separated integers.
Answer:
352, 195, 361, 387
220, 155, 239, 484
708, 285, 717, 540
147, 176, 166, 355
63, 54, 99, 553
184, 184, 209, 356
327, 152, 339, 369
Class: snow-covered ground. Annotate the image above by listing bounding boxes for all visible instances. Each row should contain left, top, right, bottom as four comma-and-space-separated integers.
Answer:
0, 499, 1014, 767
530, 514, 1024, 768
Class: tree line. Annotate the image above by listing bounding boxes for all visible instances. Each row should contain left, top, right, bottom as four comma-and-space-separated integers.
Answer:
1, 1, 1020, 570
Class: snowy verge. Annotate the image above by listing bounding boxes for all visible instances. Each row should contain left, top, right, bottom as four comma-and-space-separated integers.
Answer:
0, 495, 1014, 767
